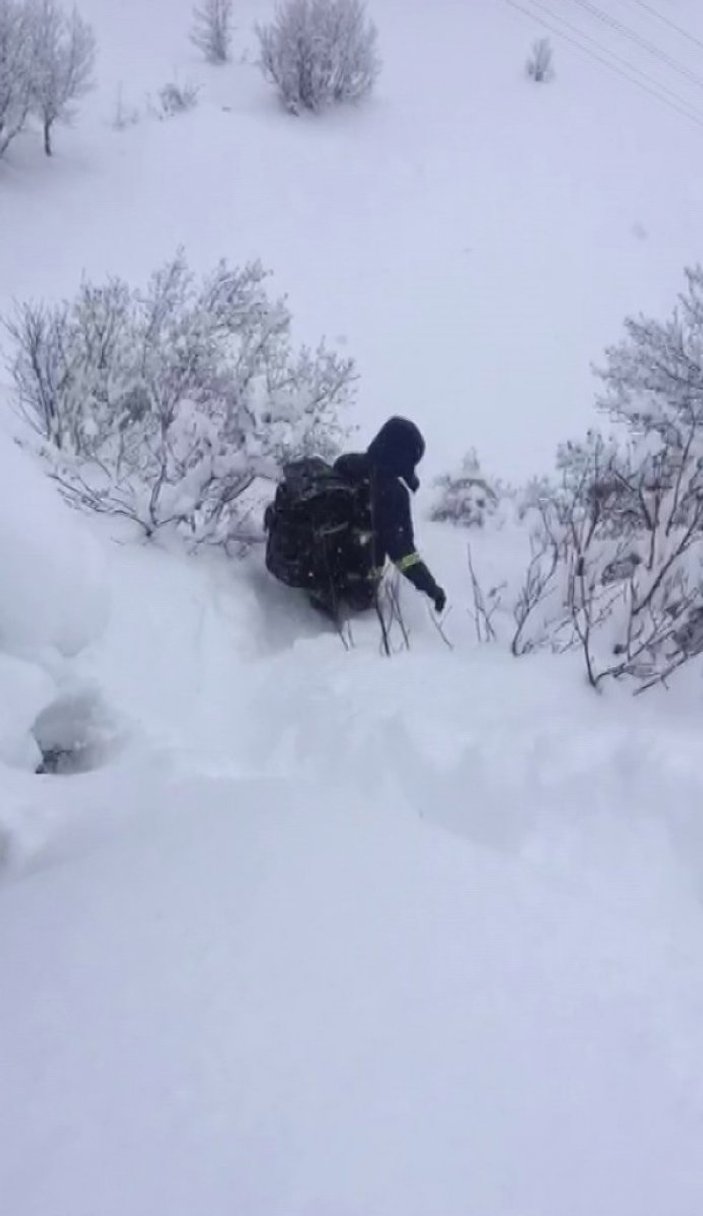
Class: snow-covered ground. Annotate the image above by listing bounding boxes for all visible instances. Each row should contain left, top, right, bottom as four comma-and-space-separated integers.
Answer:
4, 0, 703, 479
3, 1, 703, 1213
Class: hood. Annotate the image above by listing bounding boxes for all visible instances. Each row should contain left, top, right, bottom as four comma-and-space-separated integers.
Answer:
366, 417, 425, 492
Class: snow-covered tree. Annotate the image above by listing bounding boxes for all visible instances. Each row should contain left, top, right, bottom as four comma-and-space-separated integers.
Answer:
596, 265, 703, 448
111, 83, 139, 130
0, 0, 33, 156
256, 0, 380, 114
5, 253, 356, 547
430, 450, 500, 528
28, 0, 95, 156
190, 0, 233, 64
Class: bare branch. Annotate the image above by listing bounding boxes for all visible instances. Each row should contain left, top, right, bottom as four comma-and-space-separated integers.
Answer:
28, 0, 96, 156
467, 544, 502, 643
256, 0, 380, 114
0, 0, 33, 156
191, 0, 232, 64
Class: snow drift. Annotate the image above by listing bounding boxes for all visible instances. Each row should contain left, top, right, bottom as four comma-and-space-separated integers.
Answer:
0, 432, 107, 660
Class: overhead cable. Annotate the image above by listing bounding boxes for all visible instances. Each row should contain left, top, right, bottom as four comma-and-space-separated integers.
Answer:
501, 0, 703, 129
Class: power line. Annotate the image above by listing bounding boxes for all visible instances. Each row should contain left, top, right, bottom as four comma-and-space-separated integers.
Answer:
558, 0, 703, 123
564, 0, 703, 92
501, 0, 703, 129
622, 0, 703, 55
502, 0, 703, 128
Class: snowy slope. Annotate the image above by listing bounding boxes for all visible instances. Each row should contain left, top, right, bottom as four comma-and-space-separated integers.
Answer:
3, 0, 703, 479
4, 759, 703, 1216
4, 509, 703, 1215
3, 1, 703, 1213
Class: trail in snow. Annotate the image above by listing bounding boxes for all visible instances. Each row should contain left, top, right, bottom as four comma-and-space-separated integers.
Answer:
3, 479, 703, 1215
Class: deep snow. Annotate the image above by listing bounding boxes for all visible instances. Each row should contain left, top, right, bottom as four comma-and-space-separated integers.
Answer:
4, 0, 703, 480
3, 1, 703, 1213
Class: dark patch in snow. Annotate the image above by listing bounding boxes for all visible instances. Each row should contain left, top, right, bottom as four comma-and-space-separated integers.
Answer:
32, 689, 123, 776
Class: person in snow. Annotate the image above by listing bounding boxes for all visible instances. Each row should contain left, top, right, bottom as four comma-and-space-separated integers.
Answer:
320, 416, 447, 615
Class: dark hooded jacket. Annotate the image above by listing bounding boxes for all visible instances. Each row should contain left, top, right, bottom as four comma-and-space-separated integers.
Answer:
334, 417, 441, 600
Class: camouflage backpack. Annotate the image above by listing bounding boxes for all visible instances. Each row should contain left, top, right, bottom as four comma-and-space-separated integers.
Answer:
264, 458, 372, 590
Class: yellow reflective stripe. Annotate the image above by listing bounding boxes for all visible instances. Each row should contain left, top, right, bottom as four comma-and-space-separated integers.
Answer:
395, 552, 421, 573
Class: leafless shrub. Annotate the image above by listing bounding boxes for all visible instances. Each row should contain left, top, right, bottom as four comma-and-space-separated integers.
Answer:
191, 0, 233, 65
256, 0, 380, 114
0, 0, 33, 156
527, 37, 554, 83
29, 0, 95, 155
516, 405, 703, 691
0, 0, 95, 158
155, 79, 199, 118
374, 570, 410, 656
467, 543, 504, 643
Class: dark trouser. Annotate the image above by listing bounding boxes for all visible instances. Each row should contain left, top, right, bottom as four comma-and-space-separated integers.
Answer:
309, 575, 378, 618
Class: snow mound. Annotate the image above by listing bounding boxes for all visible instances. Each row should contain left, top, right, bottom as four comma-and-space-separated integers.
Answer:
0, 434, 108, 659
3, 766, 703, 1216
0, 430, 111, 870
33, 685, 126, 774
0, 653, 55, 771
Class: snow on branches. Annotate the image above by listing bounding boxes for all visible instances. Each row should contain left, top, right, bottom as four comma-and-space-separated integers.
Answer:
0, 0, 33, 155
509, 269, 703, 689
5, 253, 356, 548
256, 0, 380, 114
0, 0, 95, 157
190, 0, 233, 66
29, 0, 95, 155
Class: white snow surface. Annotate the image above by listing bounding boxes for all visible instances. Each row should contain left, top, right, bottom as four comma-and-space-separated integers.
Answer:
0, 432, 107, 660
0, 432, 108, 773
3, 1, 703, 1213
0, 652, 55, 771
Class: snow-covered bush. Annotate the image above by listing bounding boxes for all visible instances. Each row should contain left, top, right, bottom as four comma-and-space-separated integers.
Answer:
527, 37, 554, 84
118, 81, 198, 129
430, 450, 500, 528
4, 253, 356, 547
155, 79, 199, 118
511, 267, 703, 689
28, 0, 95, 155
515, 431, 703, 686
0, 0, 33, 156
256, 0, 380, 114
191, 0, 232, 65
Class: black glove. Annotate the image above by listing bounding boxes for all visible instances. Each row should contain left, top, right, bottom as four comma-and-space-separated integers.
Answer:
431, 586, 446, 613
